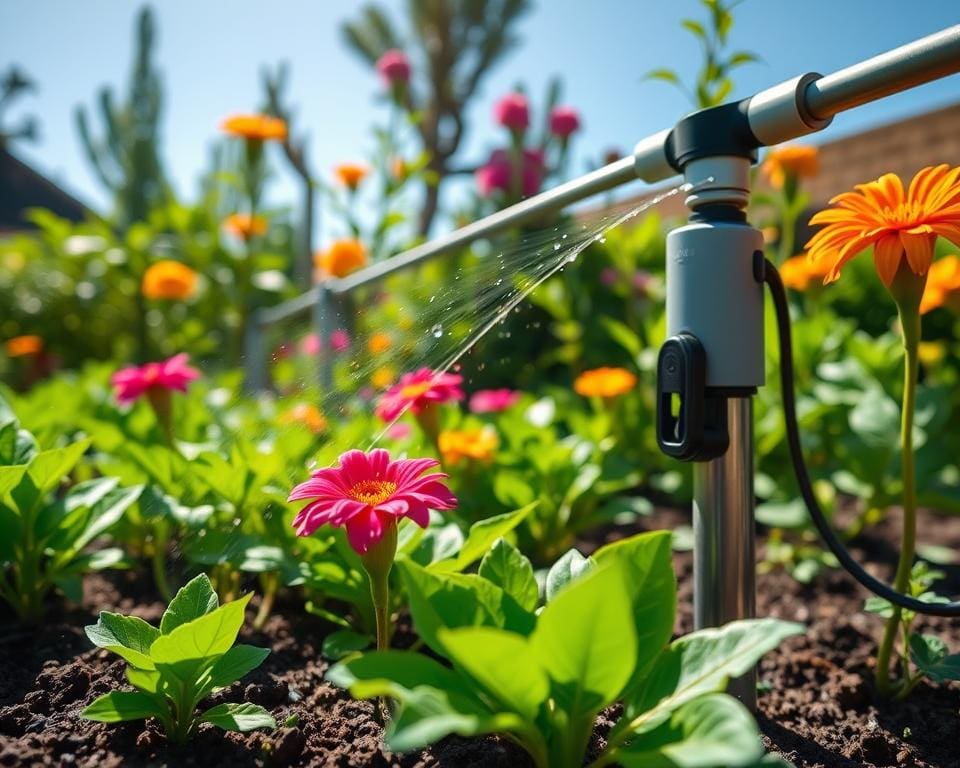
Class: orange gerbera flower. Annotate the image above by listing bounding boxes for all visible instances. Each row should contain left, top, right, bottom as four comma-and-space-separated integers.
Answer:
761, 145, 819, 189
920, 255, 960, 314
438, 427, 499, 466
806, 165, 960, 287
779, 253, 832, 292
371, 366, 396, 390
279, 403, 327, 434
223, 213, 268, 240
334, 163, 369, 190
573, 367, 637, 398
367, 332, 393, 355
315, 239, 367, 279
142, 261, 198, 300
5, 335, 43, 358
220, 114, 288, 142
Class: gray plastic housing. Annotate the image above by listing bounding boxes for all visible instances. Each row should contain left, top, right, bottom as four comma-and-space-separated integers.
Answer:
666, 221, 765, 388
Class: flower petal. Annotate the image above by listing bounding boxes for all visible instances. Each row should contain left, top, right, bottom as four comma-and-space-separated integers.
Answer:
873, 234, 903, 287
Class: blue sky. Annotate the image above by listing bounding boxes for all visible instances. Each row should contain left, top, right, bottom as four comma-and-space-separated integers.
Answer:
2, 0, 959, 232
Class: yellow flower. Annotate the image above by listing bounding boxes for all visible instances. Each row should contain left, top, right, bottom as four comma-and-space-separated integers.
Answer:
918, 341, 947, 367
223, 213, 268, 240
574, 367, 637, 398
920, 255, 960, 314
334, 163, 369, 190
371, 366, 396, 390
761, 145, 819, 189
279, 403, 327, 434
779, 253, 832, 292
806, 165, 960, 287
438, 427, 498, 466
220, 114, 287, 142
316, 239, 367, 279
5, 335, 43, 358
368, 332, 393, 355
142, 261, 198, 301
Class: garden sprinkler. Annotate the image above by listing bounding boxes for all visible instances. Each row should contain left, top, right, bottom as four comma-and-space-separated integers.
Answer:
253, 23, 960, 709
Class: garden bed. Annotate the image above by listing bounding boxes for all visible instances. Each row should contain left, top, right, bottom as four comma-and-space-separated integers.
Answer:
1, 507, 958, 768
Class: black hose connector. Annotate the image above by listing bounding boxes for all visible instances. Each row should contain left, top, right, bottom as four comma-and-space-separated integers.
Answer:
665, 99, 762, 172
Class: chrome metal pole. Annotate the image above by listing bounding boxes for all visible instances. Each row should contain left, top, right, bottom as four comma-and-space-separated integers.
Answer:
693, 397, 756, 707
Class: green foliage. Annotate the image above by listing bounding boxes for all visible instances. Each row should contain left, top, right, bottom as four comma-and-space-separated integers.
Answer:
643, 0, 758, 109
329, 531, 801, 768
82, 573, 275, 744
0, 396, 137, 619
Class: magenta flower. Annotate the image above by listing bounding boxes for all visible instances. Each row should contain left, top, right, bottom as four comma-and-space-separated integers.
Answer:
386, 422, 412, 440
301, 330, 349, 355
111, 353, 200, 405
469, 388, 521, 414
493, 92, 529, 132
549, 106, 581, 139
375, 367, 464, 422
288, 449, 457, 553
475, 149, 545, 198
376, 49, 411, 87
600, 267, 619, 287
331, 329, 350, 352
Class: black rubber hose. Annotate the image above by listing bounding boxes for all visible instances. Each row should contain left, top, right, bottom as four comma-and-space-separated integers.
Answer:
763, 258, 960, 617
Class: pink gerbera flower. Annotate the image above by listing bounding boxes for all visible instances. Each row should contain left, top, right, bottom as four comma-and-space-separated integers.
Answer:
469, 388, 521, 414
111, 353, 200, 405
375, 367, 464, 422
288, 449, 457, 553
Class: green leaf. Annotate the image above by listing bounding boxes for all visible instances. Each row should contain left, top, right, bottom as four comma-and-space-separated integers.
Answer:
328, 649, 468, 700
909, 634, 960, 682
0, 466, 26, 502
151, 593, 252, 679
849, 388, 899, 448
594, 531, 676, 686
545, 548, 594, 601
82, 690, 165, 723
127, 666, 161, 694
430, 503, 535, 573
85, 612, 159, 669
626, 619, 803, 731
398, 559, 536, 655
74, 484, 141, 550
160, 573, 219, 634
439, 626, 548, 721
26, 439, 91, 498
478, 538, 539, 612
617, 694, 765, 767
199, 702, 276, 732
322, 629, 372, 660
680, 18, 707, 39
206, 644, 271, 689
533, 563, 637, 714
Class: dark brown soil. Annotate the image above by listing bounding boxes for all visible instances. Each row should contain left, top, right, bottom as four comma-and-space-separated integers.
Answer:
1, 506, 959, 767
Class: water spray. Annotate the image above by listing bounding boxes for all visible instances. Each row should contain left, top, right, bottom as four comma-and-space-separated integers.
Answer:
251, 25, 960, 709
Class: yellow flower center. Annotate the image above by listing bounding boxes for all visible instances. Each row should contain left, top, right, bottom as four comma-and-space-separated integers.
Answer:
349, 479, 397, 506
400, 381, 432, 400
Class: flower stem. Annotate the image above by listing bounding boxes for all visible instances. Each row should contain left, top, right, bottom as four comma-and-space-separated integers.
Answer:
360, 522, 398, 724
875, 306, 920, 697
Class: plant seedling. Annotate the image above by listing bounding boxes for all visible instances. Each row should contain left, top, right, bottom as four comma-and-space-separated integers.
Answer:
82, 573, 276, 744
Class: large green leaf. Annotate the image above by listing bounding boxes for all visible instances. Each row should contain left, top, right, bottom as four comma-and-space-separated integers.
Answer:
593, 531, 676, 686
0, 466, 26, 503
160, 573, 219, 634
478, 538, 539, 612
206, 644, 271, 690
910, 634, 960, 682
439, 626, 548, 721
544, 548, 594, 602
617, 694, 765, 767
533, 563, 636, 714
625, 619, 803, 732
429, 503, 535, 573
398, 559, 535, 655
85, 612, 160, 670
199, 702, 276, 732
26, 439, 91, 498
82, 690, 165, 723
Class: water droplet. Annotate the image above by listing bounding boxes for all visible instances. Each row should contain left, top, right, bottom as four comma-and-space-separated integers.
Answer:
431, 324, 443, 338
429, 295, 436, 303
553, 242, 561, 251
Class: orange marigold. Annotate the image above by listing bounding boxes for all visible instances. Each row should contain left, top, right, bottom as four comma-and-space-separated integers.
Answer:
574, 366, 637, 398
371, 366, 396, 390
334, 163, 369, 190
438, 427, 499, 466
761, 145, 819, 189
142, 261, 198, 301
220, 114, 287, 142
920, 254, 960, 314
779, 253, 832, 292
315, 239, 367, 279
5, 335, 43, 358
806, 165, 960, 287
223, 213, 268, 240
367, 332, 393, 355
279, 403, 327, 434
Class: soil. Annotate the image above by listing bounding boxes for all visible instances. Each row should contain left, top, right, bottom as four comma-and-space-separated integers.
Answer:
1, 506, 959, 767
